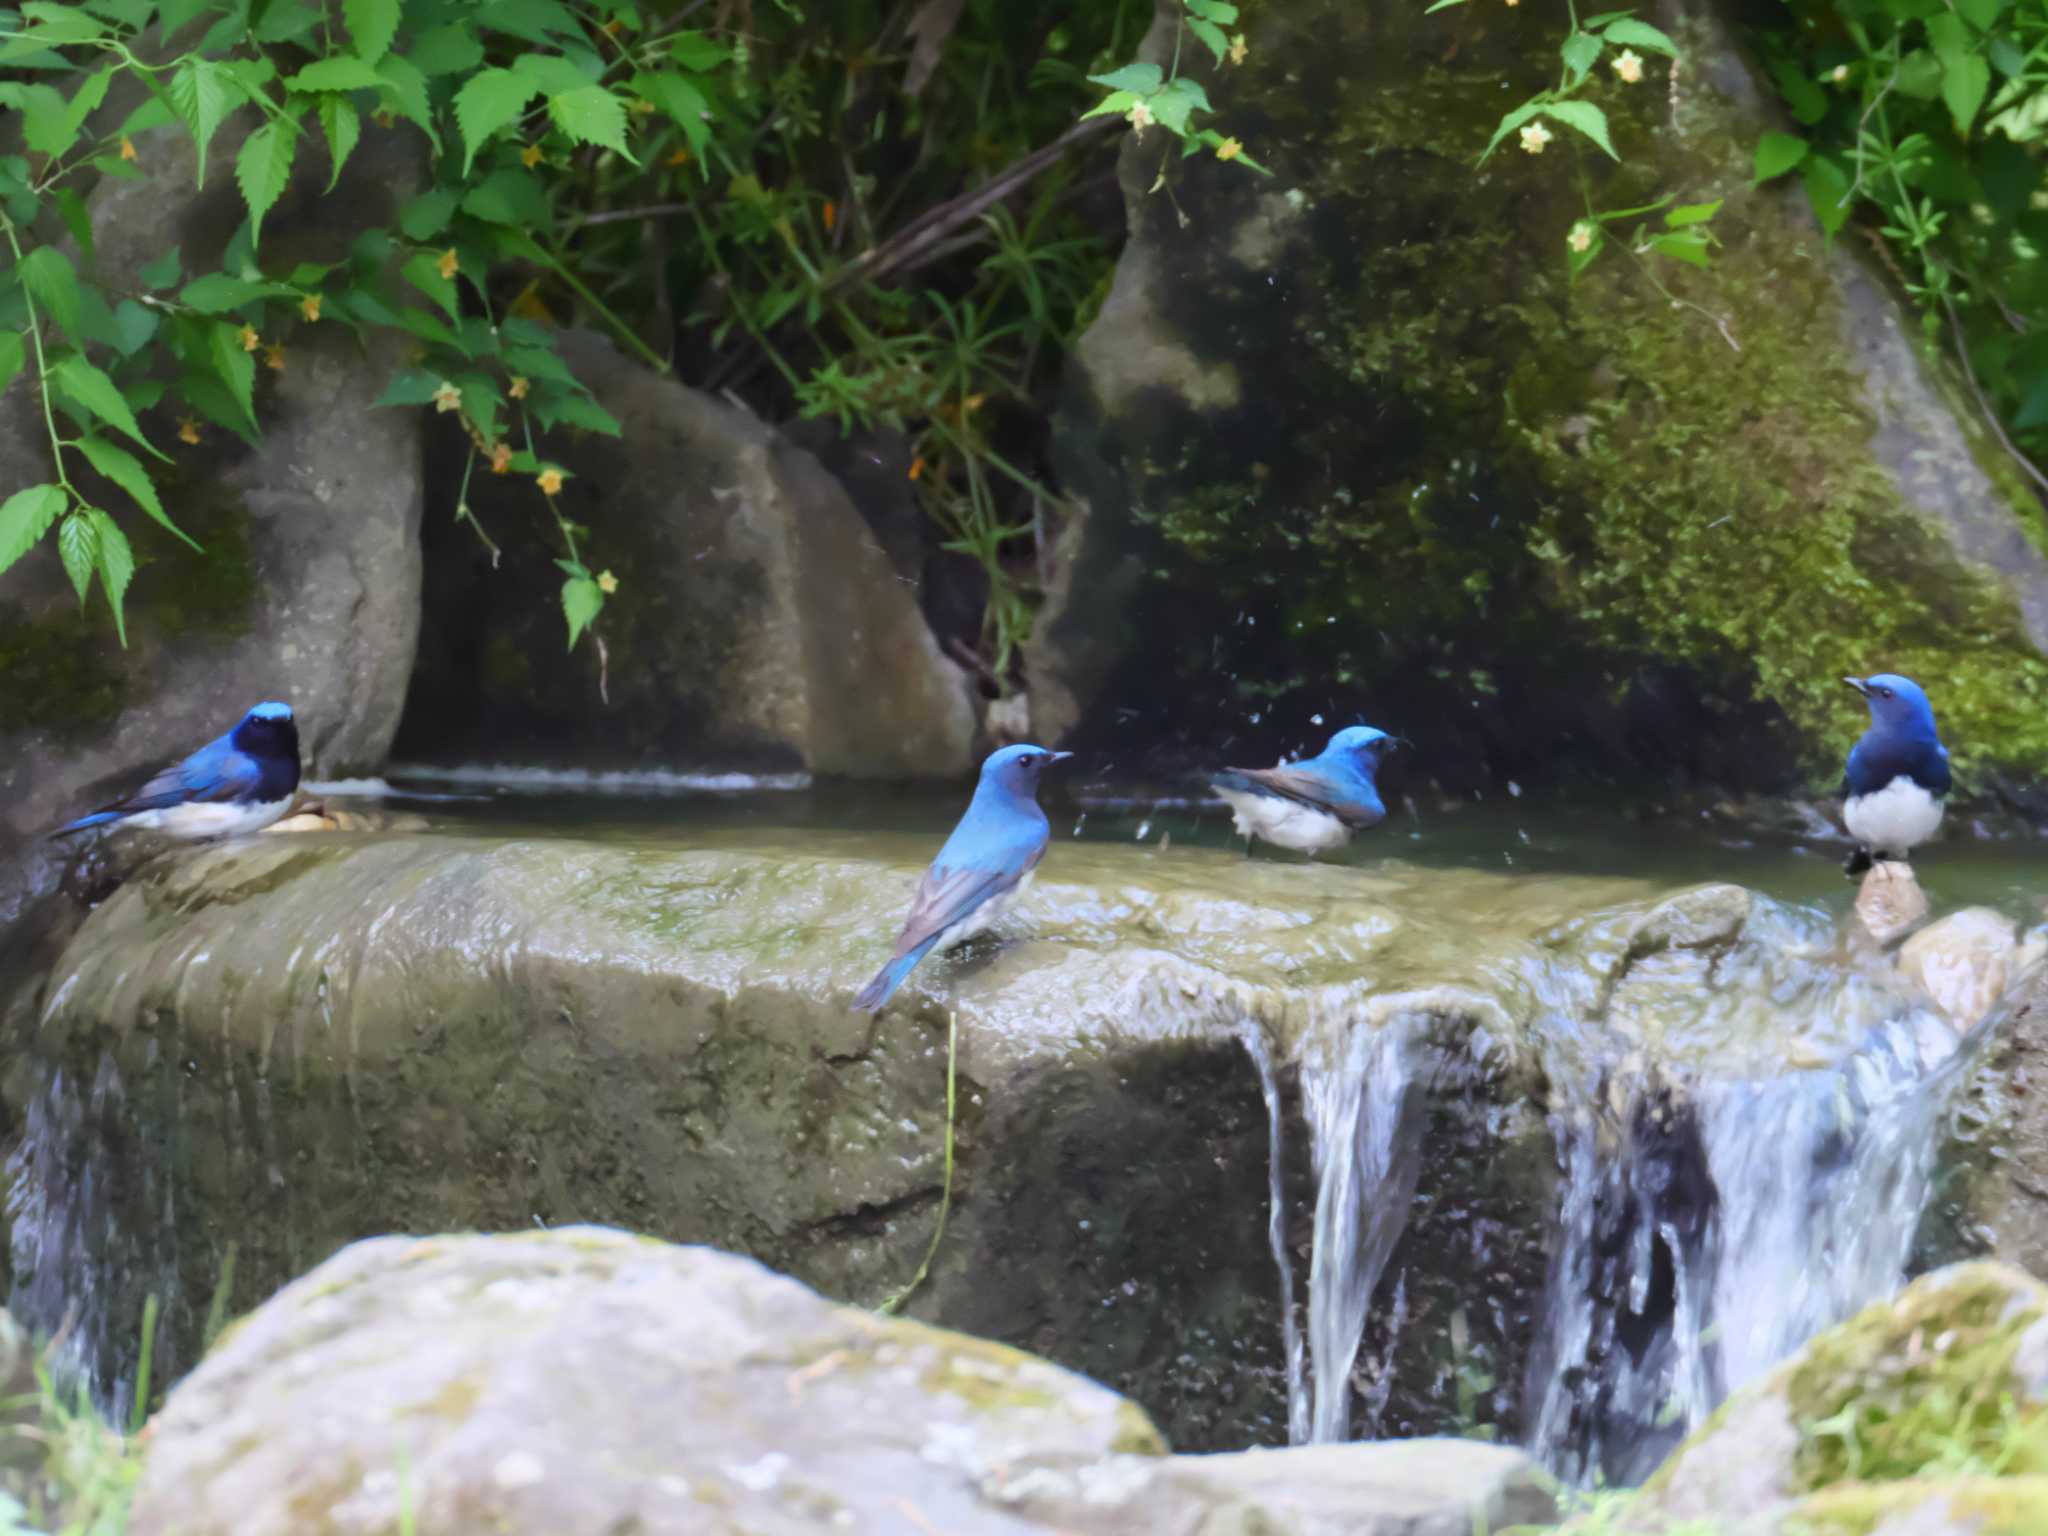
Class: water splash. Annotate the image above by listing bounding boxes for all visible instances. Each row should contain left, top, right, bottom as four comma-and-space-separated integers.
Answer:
384, 763, 813, 794
1238, 1025, 1308, 1444
1300, 1017, 1426, 1443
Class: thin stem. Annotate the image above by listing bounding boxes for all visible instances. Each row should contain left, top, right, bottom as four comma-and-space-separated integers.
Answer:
4, 222, 77, 496
1943, 291, 2048, 502
876, 1010, 959, 1316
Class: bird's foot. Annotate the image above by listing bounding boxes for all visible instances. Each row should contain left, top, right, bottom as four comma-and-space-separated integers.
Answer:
1843, 845, 1874, 879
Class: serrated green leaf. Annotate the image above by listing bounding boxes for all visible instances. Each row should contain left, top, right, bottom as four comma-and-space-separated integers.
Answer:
178, 273, 286, 312
56, 511, 100, 603
19, 245, 82, 341
1541, 100, 1618, 159
287, 56, 387, 93
401, 250, 459, 319
1664, 198, 1722, 227
317, 93, 360, 192
54, 355, 163, 459
0, 331, 22, 397
253, 0, 322, 44
454, 68, 540, 176
1802, 154, 1853, 239
633, 70, 711, 156
1561, 30, 1603, 80
375, 368, 444, 406
106, 299, 158, 358
1752, 130, 1808, 184
1187, 0, 1238, 20
410, 23, 486, 76
19, 83, 76, 160
376, 54, 437, 149
399, 187, 460, 240
0, 483, 68, 574
86, 508, 133, 643
344, 0, 400, 62
1944, 51, 1991, 133
562, 574, 602, 649
63, 63, 117, 141
1479, 100, 1545, 162
536, 392, 622, 435
1186, 15, 1228, 62
166, 58, 240, 187
77, 436, 200, 549
1599, 18, 1678, 58
236, 120, 298, 247
1645, 229, 1710, 266
138, 247, 183, 290
207, 319, 257, 427
461, 168, 550, 227
548, 85, 634, 160
668, 30, 730, 70
1088, 62, 1163, 93
53, 188, 95, 267
514, 53, 598, 96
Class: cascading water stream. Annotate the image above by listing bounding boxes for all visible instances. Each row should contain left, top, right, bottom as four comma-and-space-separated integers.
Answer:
1238, 1025, 1309, 1445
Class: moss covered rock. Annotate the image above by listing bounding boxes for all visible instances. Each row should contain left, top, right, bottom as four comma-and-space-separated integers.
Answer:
1039, 0, 2048, 789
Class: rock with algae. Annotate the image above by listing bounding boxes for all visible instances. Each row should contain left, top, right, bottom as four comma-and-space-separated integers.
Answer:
1038, 0, 2048, 786
130, 1227, 1556, 1536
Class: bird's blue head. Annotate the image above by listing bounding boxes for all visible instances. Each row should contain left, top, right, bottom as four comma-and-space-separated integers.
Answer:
232, 700, 300, 760
1324, 725, 1399, 776
980, 743, 1072, 799
1845, 674, 1939, 740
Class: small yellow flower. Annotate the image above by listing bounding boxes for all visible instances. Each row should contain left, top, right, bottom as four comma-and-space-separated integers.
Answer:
238, 324, 260, 352
522, 143, 545, 168
597, 570, 618, 594
488, 440, 512, 474
1505, 0, 1518, 8
537, 468, 563, 496
908, 456, 926, 482
437, 247, 460, 281
1228, 33, 1248, 66
667, 148, 692, 167
1127, 99, 1154, 135
630, 97, 656, 116
1519, 120, 1553, 155
1217, 137, 1244, 162
178, 418, 202, 445
1613, 50, 1644, 84
1831, 63, 1850, 84
263, 343, 287, 372
508, 375, 530, 400
119, 136, 137, 162
300, 293, 322, 322
1568, 222, 1595, 253
433, 381, 462, 414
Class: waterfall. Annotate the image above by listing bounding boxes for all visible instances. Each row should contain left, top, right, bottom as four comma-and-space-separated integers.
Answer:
1300, 1017, 1425, 1443
1238, 1025, 1309, 1445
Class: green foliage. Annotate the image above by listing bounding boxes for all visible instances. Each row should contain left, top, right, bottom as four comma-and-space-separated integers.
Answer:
1082, 0, 1270, 174
1751, 0, 2048, 496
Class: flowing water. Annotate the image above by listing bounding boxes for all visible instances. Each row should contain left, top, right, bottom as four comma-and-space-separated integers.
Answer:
2, 765, 2037, 1469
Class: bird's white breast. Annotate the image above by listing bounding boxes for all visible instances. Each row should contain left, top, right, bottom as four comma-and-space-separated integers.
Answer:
1214, 786, 1351, 854
935, 870, 1033, 952
1843, 776, 1944, 856
125, 797, 294, 841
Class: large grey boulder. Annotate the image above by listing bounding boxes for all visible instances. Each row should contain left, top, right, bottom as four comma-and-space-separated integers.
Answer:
1035, 0, 2048, 782
130, 1227, 1556, 1536
397, 330, 980, 779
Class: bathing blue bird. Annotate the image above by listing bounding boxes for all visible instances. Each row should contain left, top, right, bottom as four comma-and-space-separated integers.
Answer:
53, 702, 302, 840
1210, 725, 1398, 856
854, 743, 1071, 1014
1840, 674, 1949, 876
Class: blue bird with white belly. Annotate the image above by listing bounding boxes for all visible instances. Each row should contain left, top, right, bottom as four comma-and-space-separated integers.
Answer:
53, 701, 302, 841
1840, 674, 1949, 877
854, 743, 1071, 1014
1210, 725, 1397, 856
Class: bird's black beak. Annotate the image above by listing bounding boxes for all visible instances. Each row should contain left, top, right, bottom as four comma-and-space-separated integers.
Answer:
1843, 676, 1869, 697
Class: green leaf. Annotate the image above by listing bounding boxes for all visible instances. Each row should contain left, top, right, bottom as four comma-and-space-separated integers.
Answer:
54, 355, 163, 459
86, 508, 134, 644
253, 0, 322, 44
1187, 0, 1238, 20
166, 58, 241, 187
1646, 229, 1712, 267
63, 63, 117, 142
57, 511, 100, 603
1479, 100, 1546, 162
1087, 62, 1163, 94
207, 319, 258, 428
399, 187, 459, 241
1599, 18, 1679, 58
534, 392, 621, 435
1943, 52, 1991, 133
1769, 56, 1828, 125
139, 247, 183, 291
106, 299, 159, 358
376, 55, 438, 149
77, 437, 200, 549
178, 273, 287, 312
1561, 31, 1603, 81
1664, 198, 1722, 227
1186, 16, 1228, 63
401, 250, 459, 319
461, 168, 550, 227
344, 0, 400, 63
19, 246, 82, 341
53, 188, 95, 267
0, 332, 22, 397
1802, 154, 1854, 239
18, 83, 76, 160
1424, 0, 1471, 11
1752, 130, 1809, 184
410, 23, 487, 76
632, 70, 712, 157
561, 574, 602, 649
317, 93, 360, 192
235, 120, 298, 247
1542, 100, 1618, 159
668, 30, 730, 70
287, 56, 388, 93
0, 483, 68, 574
1957, 0, 2003, 29
454, 68, 540, 176
514, 53, 598, 97
548, 86, 635, 160
375, 368, 444, 406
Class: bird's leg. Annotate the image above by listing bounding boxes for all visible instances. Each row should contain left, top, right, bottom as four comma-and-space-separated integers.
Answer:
1843, 844, 1874, 879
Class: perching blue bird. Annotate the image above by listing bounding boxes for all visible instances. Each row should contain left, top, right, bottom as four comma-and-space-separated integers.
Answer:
854, 743, 1071, 1014
1840, 674, 1949, 876
53, 701, 302, 841
1210, 725, 1398, 856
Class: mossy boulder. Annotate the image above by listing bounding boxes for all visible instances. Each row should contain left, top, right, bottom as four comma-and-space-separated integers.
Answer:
395, 330, 980, 779
1038, 0, 2048, 790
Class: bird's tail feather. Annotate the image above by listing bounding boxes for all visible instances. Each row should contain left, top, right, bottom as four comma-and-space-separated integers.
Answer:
51, 811, 118, 837
853, 937, 941, 1014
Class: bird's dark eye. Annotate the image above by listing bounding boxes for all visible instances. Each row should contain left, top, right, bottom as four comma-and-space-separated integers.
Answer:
1877, 686, 1893, 699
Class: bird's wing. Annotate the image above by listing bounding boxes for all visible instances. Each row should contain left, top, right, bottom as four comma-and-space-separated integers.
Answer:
1843, 737, 1951, 798
888, 835, 1046, 960
90, 737, 265, 817
1216, 763, 1383, 828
